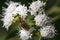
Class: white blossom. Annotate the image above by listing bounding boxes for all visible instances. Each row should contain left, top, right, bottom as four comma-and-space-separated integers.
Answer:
2, 1, 19, 30
4, 1, 19, 13
19, 29, 32, 40
13, 4, 28, 19
40, 25, 56, 38
29, 0, 45, 15
2, 1, 28, 30
34, 14, 48, 26
2, 13, 14, 30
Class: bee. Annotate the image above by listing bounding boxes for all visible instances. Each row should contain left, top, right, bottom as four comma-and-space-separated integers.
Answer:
13, 14, 29, 31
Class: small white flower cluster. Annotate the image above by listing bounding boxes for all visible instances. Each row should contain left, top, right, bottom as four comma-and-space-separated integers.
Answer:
2, 1, 27, 30
40, 25, 56, 38
13, 4, 27, 19
2, 1, 18, 30
19, 29, 32, 40
29, 0, 45, 15
29, 0, 56, 38
34, 14, 48, 26
29, 0, 48, 26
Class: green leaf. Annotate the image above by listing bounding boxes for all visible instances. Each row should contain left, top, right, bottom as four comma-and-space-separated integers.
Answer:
25, 13, 35, 27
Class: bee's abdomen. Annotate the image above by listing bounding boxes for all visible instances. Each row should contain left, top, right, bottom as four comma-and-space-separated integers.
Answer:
19, 19, 29, 30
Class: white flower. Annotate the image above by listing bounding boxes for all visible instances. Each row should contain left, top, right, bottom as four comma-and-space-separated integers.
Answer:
2, 13, 14, 30
29, 0, 45, 15
34, 14, 48, 26
2, 1, 28, 30
13, 4, 28, 19
40, 25, 56, 38
2, 1, 19, 30
5, 1, 19, 13
19, 29, 32, 40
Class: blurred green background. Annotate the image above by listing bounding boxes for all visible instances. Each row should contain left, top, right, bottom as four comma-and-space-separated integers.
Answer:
0, 0, 60, 40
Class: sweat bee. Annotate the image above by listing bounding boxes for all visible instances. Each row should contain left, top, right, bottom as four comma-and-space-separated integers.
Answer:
12, 14, 29, 31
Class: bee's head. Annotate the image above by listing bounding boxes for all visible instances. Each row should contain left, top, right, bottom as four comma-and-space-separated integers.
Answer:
12, 13, 21, 23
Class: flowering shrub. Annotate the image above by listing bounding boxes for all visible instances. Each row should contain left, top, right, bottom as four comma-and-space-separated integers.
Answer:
2, 0, 56, 40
